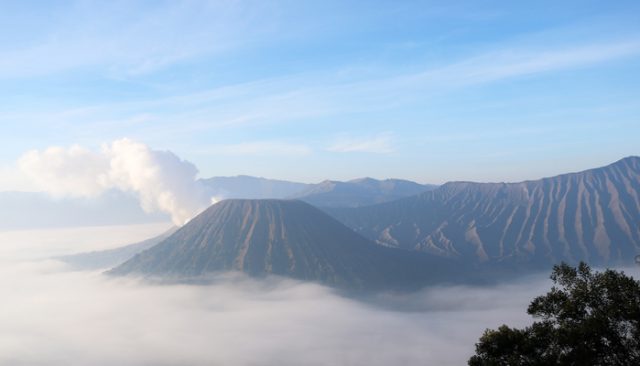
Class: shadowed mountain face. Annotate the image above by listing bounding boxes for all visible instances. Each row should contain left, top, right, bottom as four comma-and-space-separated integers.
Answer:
110, 199, 461, 290
330, 157, 640, 267
293, 178, 437, 208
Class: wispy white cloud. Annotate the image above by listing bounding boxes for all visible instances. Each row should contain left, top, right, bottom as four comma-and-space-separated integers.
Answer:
57, 38, 640, 134
327, 133, 395, 154
406, 40, 640, 88
4, 31, 640, 154
0, 1, 274, 79
200, 141, 312, 156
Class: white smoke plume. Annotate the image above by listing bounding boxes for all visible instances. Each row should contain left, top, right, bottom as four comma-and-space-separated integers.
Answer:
18, 138, 212, 225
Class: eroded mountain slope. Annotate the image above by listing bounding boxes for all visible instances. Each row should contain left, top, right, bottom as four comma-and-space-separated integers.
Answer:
331, 157, 640, 266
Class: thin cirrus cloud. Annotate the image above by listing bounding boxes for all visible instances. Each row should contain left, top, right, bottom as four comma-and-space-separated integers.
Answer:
0, 1, 272, 79
198, 141, 313, 156
4, 36, 640, 142
327, 133, 395, 154
156, 38, 640, 111
1, 14, 639, 186
65, 38, 640, 139
406, 39, 640, 88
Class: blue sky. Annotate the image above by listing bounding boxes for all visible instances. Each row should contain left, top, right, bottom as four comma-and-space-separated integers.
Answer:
1, 0, 639, 186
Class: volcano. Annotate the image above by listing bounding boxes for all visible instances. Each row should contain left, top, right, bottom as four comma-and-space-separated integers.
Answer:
109, 199, 457, 290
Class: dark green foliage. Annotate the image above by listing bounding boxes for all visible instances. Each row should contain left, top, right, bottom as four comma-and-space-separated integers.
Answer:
469, 262, 640, 366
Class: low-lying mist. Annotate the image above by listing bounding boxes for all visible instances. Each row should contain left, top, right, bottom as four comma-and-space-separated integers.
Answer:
2, 225, 637, 366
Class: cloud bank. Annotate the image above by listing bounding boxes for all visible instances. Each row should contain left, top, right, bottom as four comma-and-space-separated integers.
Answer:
18, 138, 211, 225
1, 265, 539, 366
0, 224, 545, 366
3, 224, 640, 365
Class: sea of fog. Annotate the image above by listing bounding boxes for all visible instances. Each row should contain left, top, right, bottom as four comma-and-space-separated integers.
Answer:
2, 224, 637, 365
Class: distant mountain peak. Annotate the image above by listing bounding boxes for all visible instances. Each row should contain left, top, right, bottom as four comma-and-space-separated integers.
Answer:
292, 178, 436, 208
197, 175, 438, 208
348, 177, 377, 183
613, 155, 640, 167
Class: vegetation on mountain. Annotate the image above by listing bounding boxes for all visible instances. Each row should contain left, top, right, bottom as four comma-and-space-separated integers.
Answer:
469, 262, 640, 366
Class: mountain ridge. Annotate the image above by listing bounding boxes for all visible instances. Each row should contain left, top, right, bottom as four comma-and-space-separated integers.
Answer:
328, 156, 640, 267
291, 178, 436, 208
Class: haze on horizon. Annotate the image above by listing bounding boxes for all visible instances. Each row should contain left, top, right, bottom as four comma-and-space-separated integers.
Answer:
1, 0, 639, 189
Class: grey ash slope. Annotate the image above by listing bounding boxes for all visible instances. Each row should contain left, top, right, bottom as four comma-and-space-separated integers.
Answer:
110, 199, 460, 290
292, 178, 436, 208
329, 156, 640, 267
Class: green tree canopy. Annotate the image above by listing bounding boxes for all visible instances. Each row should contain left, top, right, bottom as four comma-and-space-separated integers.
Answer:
469, 262, 640, 366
